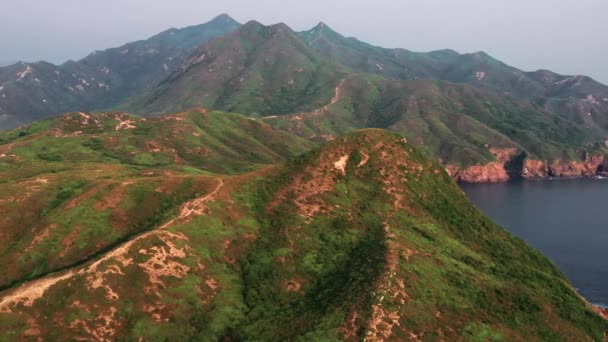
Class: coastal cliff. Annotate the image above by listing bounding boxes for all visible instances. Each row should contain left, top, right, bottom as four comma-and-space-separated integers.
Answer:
594, 306, 608, 321
447, 149, 606, 183
523, 155, 605, 179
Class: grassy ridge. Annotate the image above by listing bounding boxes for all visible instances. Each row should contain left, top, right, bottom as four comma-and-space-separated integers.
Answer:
0, 109, 312, 289
0, 126, 605, 340
300, 23, 608, 135
125, 21, 347, 117
264, 77, 605, 167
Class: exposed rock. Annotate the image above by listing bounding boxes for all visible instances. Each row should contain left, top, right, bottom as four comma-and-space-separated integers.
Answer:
448, 147, 605, 182
523, 155, 604, 179
446, 148, 518, 183
447, 162, 509, 183
334, 155, 349, 174
593, 306, 608, 320
584, 154, 605, 174
522, 159, 549, 178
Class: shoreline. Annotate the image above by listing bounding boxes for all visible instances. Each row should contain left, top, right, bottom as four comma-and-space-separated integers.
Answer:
461, 179, 608, 322
457, 174, 608, 184
446, 151, 607, 184
592, 305, 608, 320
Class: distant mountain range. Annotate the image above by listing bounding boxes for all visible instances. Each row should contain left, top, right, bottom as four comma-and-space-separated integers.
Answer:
1, 14, 608, 181
0, 14, 240, 129
0, 61, 18, 67
123, 18, 608, 181
123, 21, 348, 117
1, 15, 607, 340
298, 22, 608, 133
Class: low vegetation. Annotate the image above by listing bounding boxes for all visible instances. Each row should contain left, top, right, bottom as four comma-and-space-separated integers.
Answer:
0, 128, 605, 340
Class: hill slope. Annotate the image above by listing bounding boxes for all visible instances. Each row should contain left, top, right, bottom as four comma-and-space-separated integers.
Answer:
300, 23, 608, 133
298, 22, 459, 81
0, 14, 241, 130
263, 76, 607, 182
0, 129, 605, 340
0, 108, 313, 292
125, 20, 347, 116
126, 20, 608, 181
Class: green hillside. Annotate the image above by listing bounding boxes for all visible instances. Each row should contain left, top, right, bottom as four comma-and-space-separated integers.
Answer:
0, 108, 313, 291
125, 20, 606, 177
0, 129, 605, 340
299, 23, 608, 134
125, 20, 348, 117
263, 76, 605, 169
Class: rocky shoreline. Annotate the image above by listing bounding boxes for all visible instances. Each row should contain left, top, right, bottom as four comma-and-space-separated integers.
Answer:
447, 148, 608, 183
593, 306, 608, 320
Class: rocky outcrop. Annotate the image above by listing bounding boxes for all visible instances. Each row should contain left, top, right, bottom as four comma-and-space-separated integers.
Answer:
447, 162, 509, 183
523, 155, 604, 179
592, 306, 608, 320
447, 148, 518, 183
521, 159, 548, 178
448, 148, 606, 183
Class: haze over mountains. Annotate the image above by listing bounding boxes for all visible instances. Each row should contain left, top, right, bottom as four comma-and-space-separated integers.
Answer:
2, 14, 608, 182
0, 61, 17, 68
299, 22, 608, 131
1, 13, 607, 340
0, 14, 240, 129
1, 14, 606, 128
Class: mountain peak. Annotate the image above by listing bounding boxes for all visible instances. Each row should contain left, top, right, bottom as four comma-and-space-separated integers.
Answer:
269, 22, 293, 32
241, 20, 265, 29
461, 50, 503, 65
311, 21, 336, 34
239, 20, 273, 36
213, 13, 231, 19
238, 21, 296, 38
472, 50, 490, 57
302, 21, 343, 42
209, 13, 238, 25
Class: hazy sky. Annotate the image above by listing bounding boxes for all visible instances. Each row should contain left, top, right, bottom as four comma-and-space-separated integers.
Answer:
1, 0, 607, 83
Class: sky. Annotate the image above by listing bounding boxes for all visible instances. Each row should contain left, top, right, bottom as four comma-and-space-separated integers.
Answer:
1, 0, 607, 83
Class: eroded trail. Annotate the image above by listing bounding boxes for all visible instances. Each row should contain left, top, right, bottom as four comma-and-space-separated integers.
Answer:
0, 143, 15, 158
0, 178, 224, 312
261, 78, 346, 120
159, 178, 224, 229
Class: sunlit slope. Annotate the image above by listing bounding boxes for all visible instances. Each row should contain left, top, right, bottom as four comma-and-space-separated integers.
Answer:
0, 129, 605, 340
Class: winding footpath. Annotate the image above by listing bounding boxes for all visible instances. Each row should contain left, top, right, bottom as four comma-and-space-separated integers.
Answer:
261, 78, 346, 120
0, 178, 224, 312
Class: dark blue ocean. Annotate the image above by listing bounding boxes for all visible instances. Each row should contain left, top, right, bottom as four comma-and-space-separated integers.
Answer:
461, 179, 608, 307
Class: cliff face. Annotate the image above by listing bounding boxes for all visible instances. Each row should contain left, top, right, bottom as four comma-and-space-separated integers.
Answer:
523, 155, 605, 179
447, 162, 509, 183
448, 148, 605, 183
447, 148, 517, 183
594, 306, 608, 321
